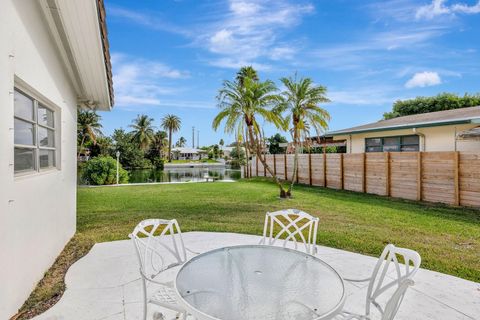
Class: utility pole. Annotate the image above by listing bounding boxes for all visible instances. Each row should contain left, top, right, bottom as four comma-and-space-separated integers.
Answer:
192, 126, 195, 148
197, 130, 199, 148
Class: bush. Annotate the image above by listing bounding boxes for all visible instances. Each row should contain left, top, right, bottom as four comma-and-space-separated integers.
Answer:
152, 157, 164, 170
81, 156, 128, 185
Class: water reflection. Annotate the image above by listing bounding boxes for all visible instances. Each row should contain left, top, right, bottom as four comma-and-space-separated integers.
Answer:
128, 167, 242, 183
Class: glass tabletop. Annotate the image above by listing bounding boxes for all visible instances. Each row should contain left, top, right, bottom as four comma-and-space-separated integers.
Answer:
175, 245, 345, 320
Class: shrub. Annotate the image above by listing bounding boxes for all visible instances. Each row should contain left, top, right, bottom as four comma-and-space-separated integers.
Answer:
152, 157, 164, 170
81, 156, 128, 185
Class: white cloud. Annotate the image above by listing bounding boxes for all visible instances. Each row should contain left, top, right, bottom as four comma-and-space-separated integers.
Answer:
112, 53, 192, 108
405, 71, 442, 88
199, 0, 314, 64
108, 6, 190, 36
416, 0, 480, 19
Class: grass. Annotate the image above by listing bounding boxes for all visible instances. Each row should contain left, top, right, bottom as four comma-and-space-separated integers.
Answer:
16, 178, 480, 319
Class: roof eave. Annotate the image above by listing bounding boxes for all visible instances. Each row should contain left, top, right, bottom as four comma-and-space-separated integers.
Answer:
325, 119, 478, 137
40, 0, 113, 111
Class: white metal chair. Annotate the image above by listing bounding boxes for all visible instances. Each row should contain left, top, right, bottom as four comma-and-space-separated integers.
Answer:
259, 209, 320, 255
130, 219, 193, 320
336, 244, 421, 320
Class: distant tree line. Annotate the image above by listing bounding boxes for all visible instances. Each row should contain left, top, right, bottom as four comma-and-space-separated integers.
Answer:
383, 93, 480, 119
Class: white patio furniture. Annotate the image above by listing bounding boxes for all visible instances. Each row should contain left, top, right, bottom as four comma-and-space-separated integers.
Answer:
175, 245, 345, 320
336, 244, 421, 320
130, 219, 193, 320
259, 209, 320, 255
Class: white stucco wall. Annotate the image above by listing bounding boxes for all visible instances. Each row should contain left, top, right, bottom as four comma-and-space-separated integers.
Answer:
335, 123, 480, 153
0, 1, 77, 318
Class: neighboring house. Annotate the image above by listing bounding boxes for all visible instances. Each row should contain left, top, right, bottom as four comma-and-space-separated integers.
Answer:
171, 147, 207, 160
220, 146, 246, 158
0, 1, 113, 318
325, 107, 480, 153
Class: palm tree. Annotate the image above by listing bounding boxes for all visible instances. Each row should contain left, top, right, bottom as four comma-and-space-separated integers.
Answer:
236, 66, 259, 86
235, 66, 259, 177
213, 75, 289, 197
153, 130, 168, 158
77, 110, 102, 159
129, 114, 155, 151
176, 136, 187, 147
161, 114, 181, 162
280, 75, 331, 196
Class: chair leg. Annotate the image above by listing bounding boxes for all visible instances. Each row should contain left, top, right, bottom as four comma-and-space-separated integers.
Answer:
141, 279, 148, 320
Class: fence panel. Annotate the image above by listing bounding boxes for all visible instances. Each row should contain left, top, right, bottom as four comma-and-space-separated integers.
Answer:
459, 152, 480, 207
326, 154, 342, 189
311, 154, 325, 186
365, 153, 387, 196
390, 152, 419, 201
285, 154, 295, 181
297, 154, 310, 184
422, 152, 456, 205
343, 153, 364, 192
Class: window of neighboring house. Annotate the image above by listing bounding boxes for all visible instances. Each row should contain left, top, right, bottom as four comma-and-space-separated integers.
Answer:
365, 135, 419, 152
14, 89, 56, 174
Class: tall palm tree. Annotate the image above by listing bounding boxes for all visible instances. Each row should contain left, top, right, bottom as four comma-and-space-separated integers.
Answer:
280, 76, 331, 196
77, 110, 103, 159
213, 76, 289, 197
161, 114, 181, 162
235, 66, 259, 177
236, 66, 259, 86
153, 130, 168, 158
176, 136, 187, 147
129, 114, 155, 151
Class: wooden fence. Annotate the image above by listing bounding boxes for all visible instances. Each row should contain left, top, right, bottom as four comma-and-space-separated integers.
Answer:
249, 152, 480, 207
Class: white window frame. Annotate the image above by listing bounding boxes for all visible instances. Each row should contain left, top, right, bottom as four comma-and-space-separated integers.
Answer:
14, 86, 59, 176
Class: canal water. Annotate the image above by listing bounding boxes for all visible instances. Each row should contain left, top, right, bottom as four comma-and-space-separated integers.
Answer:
128, 167, 242, 183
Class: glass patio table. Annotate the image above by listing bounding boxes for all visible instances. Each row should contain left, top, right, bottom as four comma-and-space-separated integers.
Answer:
175, 245, 345, 320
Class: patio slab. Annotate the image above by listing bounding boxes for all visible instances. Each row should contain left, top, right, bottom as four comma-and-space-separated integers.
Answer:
34, 232, 479, 320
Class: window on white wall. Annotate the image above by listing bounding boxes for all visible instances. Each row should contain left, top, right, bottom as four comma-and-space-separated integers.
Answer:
14, 89, 57, 174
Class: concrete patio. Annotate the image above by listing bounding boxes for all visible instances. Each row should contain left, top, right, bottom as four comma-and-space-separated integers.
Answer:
34, 232, 479, 320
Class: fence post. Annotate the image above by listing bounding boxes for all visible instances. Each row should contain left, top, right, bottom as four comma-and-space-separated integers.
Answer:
249, 161, 252, 178
362, 153, 367, 193
309, 153, 313, 186
417, 152, 422, 201
296, 155, 299, 184
284, 153, 288, 181
323, 153, 327, 187
454, 151, 460, 206
340, 154, 344, 190
273, 154, 277, 176
256, 155, 259, 176
385, 152, 390, 196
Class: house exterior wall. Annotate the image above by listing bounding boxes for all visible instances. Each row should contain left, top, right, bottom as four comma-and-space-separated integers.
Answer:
0, 1, 77, 318
335, 123, 480, 153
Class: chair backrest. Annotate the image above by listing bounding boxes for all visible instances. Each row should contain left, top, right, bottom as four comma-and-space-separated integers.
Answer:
365, 244, 421, 320
260, 209, 319, 255
129, 219, 187, 280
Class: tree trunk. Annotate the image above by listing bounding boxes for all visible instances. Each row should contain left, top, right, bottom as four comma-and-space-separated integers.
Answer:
287, 128, 299, 196
168, 128, 172, 162
247, 125, 288, 198
77, 135, 86, 160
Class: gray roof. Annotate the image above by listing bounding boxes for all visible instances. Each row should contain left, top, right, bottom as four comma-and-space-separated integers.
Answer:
457, 126, 480, 140
326, 106, 480, 136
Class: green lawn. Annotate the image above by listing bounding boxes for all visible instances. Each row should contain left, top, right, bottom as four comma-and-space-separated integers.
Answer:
18, 178, 480, 319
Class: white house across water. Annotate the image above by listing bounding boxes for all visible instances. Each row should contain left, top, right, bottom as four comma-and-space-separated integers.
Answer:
0, 0, 113, 317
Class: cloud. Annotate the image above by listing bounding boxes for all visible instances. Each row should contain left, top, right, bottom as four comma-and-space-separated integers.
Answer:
108, 6, 190, 36
415, 0, 480, 19
112, 53, 192, 108
405, 71, 442, 88
198, 0, 314, 65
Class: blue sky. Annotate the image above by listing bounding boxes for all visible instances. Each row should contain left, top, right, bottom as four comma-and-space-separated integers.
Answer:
101, 0, 480, 146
